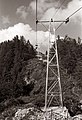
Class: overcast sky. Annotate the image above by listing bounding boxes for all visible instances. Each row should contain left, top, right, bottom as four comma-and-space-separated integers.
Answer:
0, 0, 82, 52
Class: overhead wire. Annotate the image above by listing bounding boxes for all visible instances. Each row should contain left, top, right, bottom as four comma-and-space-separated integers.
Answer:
35, 0, 82, 111
36, 22, 49, 49
35, 0, 49, 49
36, 0, 37, 21
68, 7, 82, 18
52, 0, 67, 31
36, 0, 66, 38
36, 0, 82, 49
36, 0, 66, 48
39, 0, 67, 33
36, 0, 66, 32
55, 7, 82, 31
36, 0, 38, 49
51, 0, 69, 31
36, 0, 68, 37
52, 0, 66, 19
51, 0, 61, 18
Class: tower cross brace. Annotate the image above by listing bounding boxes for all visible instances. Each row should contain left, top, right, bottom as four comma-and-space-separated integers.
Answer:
36, 18, 68, 120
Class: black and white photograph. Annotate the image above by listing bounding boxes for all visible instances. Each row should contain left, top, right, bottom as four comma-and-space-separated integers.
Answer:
0, 0, 82, 119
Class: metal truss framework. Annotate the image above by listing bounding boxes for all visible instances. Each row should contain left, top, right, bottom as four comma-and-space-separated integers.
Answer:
36, 19, 67, 120
36, 1, 69, 120
35, 2, 82, 120
44, 21, 63, 119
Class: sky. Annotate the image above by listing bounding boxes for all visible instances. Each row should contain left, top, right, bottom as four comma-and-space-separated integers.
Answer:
0, 0, 82, 52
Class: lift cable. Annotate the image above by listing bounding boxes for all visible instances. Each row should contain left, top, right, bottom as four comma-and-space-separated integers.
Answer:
52, 0, 66, 19
68, 7, 82, 18
36, 0, 69, 36
35, 0, 38, 49
55, 7, 82, 31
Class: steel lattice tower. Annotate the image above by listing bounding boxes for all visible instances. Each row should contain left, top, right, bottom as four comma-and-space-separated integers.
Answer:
44, 21, 63, 120
36, 1, 69, 119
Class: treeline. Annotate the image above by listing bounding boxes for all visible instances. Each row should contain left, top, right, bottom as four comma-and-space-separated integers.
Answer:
57, 35, 82, 88
57, 36, 82, 116
0, 35, 36, 102
25, 35, 82, 116
0, 35, 82, 116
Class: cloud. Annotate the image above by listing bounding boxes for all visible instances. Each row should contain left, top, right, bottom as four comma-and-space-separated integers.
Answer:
1, 16, 10, 25
0, 0, 81, 52
28, 0, 82, 38
16, 0, 82, 24
0, 23, 49, 52
16, 6, 28, 20
41, 0, 82, 24
29, 0, 82, 26
29, 0, 60, 17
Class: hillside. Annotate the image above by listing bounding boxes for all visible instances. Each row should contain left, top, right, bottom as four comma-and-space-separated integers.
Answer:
0, 35, 82, 119
0, 35, 36, 102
